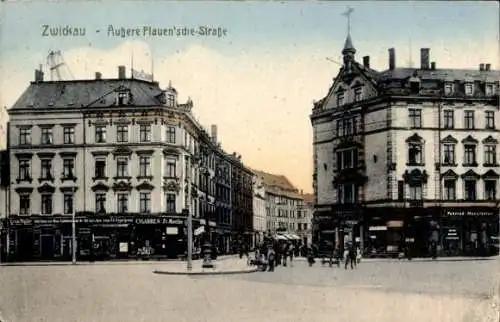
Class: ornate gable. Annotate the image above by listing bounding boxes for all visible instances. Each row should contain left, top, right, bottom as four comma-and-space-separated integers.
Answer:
461, 169, 480, 180
441, 135, 458, 144
38, 183, 55, 193
136, 182, 155, 191
112, 146, 133, 157
482, 135, 498, 144
461, 135, 478, 144
405, 133, 424, 143
482, 170, 499, 179
441, 169, 458, 179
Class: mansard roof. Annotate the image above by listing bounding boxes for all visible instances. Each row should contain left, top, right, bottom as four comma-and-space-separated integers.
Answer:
10, 78, 166, 110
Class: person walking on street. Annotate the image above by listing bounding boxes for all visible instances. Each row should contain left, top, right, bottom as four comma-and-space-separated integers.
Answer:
307, 245, 315, 267
345, 246, 356, 270
282, 243, 288, 267
288, 243, 295, 267
267, 247, 276, 272
356, 246, 362, 264
343, 248, 349, 269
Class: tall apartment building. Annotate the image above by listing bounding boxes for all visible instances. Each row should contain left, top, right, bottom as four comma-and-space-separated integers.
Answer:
311, 32, 499, 257
252, 170, 304, 241
252, 174, 266, 246
3, 65, 253, 261
299, 193, 314, 245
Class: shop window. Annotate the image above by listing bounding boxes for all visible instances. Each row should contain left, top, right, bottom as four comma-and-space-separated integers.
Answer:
485, 180, 497, 200
41, 193, 53, 214
464, 180, 477, 200
443, 179, 456, 200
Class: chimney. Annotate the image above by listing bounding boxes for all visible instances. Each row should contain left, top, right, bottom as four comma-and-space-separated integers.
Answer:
420, 48, 430, 70
210, 124, 218, 143
118, 66, 126, 79
479, 63, 485, 71
362, 56, 370, 68
388, 48, 395, 70
34, 64, 44, 82
430, 62, 436, 70
95, 72, 102, 80
485, 63, 491, 71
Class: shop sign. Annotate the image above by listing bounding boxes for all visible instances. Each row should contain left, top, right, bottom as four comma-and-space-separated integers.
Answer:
135, 217, 185, 225
369, 226, 387, 231
387, 220, 404, 228
444, 210, 495, 217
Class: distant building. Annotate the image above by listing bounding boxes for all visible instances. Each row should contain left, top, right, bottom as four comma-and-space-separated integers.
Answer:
311, 30, 499, 257
252, 174, 266, 246
252, 169, 304, 242
4, 65, 253, 261
299, 193, 314, 245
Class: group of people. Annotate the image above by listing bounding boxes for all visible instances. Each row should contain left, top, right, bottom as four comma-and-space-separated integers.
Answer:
250, 241, 296, 272
309, 244, 362, 270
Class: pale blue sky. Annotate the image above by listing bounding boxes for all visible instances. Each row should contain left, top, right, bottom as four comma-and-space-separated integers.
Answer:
0, 1, 498, 192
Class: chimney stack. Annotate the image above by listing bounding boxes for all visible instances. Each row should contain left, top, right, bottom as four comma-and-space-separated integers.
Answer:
118, 66, 126, 79
430, 62, 436, 70
479, 63, 485, 71
95, 72, 102, 80
420, 48, 430, 70
485, 63, 491, 71
210, 124, 218, 143
34, 64, 44, 82
362, 56, 370, 69
388, 48, 395, 70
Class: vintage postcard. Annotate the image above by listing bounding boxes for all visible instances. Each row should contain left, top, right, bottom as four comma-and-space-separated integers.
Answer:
0, 1, 498, 321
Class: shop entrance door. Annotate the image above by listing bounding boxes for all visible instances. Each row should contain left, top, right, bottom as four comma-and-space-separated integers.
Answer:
40, 235, 54, 259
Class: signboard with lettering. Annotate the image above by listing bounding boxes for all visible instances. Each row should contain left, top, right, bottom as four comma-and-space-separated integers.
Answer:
443, 210, 495, 217
7, 215, 194, 227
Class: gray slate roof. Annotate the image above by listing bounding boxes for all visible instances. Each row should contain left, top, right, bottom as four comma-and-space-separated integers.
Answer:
10, 79, 165, 110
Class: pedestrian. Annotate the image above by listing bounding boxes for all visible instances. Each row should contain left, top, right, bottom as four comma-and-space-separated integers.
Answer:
356, 246, 362, 264
343, 248, 349, 269
288, 243, 295, 267
267, 247, 276, 272
307, 245, 315, 267
345, 246, 356, 270
282, 243, 288, 267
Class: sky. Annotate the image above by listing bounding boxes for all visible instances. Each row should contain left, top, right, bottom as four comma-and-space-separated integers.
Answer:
0, 1, 498, 193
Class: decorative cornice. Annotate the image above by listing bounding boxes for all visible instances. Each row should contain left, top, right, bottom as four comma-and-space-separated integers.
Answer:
59, 186, 78, 193
461, 169, 480, 179
405, 133, 424, 143
37, 152, 56, 159
440, 169, 458, 179
112, 146, 133, 157
15, 187, 33, 194
59, 152, 77, 158
37, 183, 56, 193
112, 181, 133, 192
38, 124, 55, 128
461, 135, 478, 144
15, 153, 33, 159
482, 135, 498, 144
91, 183, 110, 192
91, 151, 110, 157
136, 149, 155, 156
441, 135, 458, 144
481, 170, 499, 179
136, 182, 155, 191
163, 147, 180, 156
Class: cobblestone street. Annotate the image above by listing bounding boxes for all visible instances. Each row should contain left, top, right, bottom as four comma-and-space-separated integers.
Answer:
0, 257, 498, 322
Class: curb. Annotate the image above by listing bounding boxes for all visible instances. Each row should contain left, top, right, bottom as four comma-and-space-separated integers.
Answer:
152, 267, 259, 276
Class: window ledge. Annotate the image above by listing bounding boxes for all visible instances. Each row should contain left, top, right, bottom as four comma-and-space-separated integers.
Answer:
462, 163, 478, 167
113, 176, 132, 181
38, 177, 55, 183
406, 163, 425, 166
441, 163, 458, 167
92, 176, 109, 181
483, 163, 499, 167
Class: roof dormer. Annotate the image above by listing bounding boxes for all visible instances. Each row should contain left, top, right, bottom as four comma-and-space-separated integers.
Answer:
165, 80, 177, 108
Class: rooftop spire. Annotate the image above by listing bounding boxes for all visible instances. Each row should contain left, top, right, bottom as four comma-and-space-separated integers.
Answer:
341, 7, 356, 56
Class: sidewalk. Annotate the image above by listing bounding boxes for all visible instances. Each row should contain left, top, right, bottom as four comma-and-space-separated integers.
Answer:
153, 257, 258, 275
295, 255, 499, 263
0, 254, 240, 267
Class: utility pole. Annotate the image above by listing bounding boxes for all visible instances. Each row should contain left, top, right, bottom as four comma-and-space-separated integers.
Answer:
185, 156, 193, 271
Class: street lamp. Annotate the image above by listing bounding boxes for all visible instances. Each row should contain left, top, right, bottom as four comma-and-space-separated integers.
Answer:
71, 189, 77, 265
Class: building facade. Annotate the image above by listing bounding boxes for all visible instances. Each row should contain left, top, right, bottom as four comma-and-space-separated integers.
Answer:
311, 32, 499, 257
252, 173, 266, 246
298, 193, 314, 245
230, 154, 254, 249
4, 66, 253, 261
253, 170, 304, 241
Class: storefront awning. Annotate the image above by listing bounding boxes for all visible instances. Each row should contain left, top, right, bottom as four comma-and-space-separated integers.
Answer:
273, 235, 288, 240
288, 234, 301, 240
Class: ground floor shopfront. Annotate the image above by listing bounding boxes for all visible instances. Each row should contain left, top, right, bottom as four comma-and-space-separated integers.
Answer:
313, 205, 499, 257
4, 214, 218, 262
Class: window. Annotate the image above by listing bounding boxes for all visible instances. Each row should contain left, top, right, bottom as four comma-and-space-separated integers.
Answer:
344, 118, 353, 135
409, 184, 423, 200
336, 92, 344, 106
116, 157, 128, 177
397, 180, 404, 200
443, 110, 454, 129
485, 180, 497, 200
117, 125, 129, 142
408, 143, 423, 165
95, 193, 106, 213
95, 126, 107, 143
63, 194, 74, 214
41, 128, 53, 145
464, 145, 476, 165
336, 149, 357, 170
166, 126, 176, 144
41, 194, 53, 214
465, 83, 473, 96
464, 180, 476, 200
117, 193, 128, 213
165, 160, 176, 178
486, 111, 495, 129
337, 184, 356, 204
354, 88, 362, 102
409, 109, 422, 128
485, 84, 494, 96
139, 124, 151, 142
117, 91, 129, 106
443, 180, 456, 200
464, 111, 475, 129
19, 128, 31, 145
139, 156, 151, 177
62, 159, 75, 179
336, 120, 343, 136
19, 194, 31, 215
94, 160, 106, 178
443, 144, 455, 165
444, 83, 453, 95
166, 193, 176, 213
166, 93, 175, 107
139, 192, 151, 213
40, 159, 52, 179
63, 127, 75, 144
18, 159, 31, 181
484, 145, 496, 165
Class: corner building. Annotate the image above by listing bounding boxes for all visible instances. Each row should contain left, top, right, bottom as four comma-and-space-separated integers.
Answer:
311, 33, 499, 257
5, 66, 253, 261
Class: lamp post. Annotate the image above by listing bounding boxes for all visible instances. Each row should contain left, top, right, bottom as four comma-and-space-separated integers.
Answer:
185, 155, 193, 271
72, 202, 77, 265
